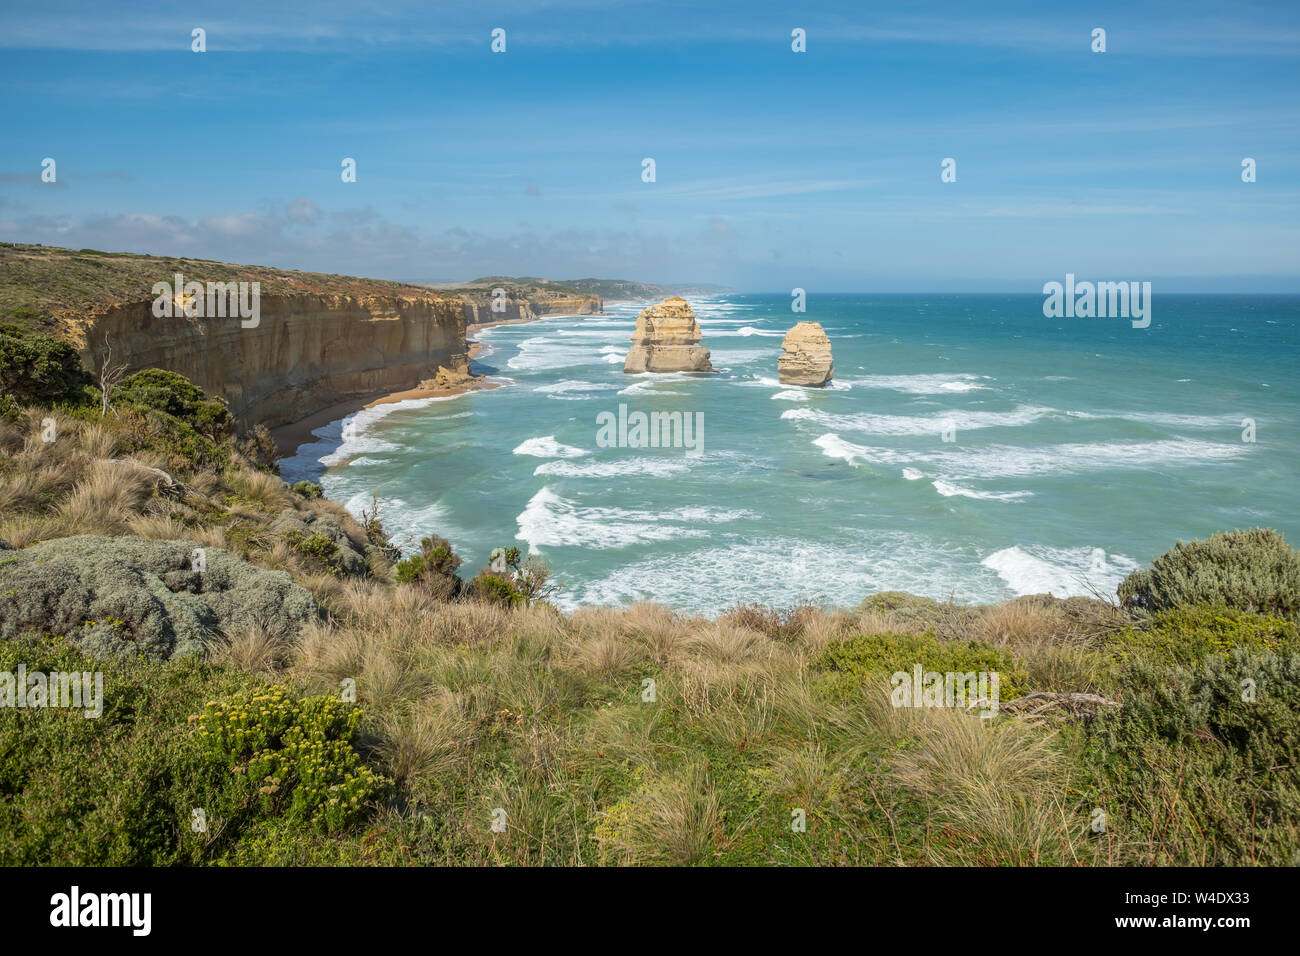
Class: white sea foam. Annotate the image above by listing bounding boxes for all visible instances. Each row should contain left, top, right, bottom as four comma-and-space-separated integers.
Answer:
1064, 410, 1235, 429
553, 328, 632, 339
783, 404, 1052, 436
982, 545, 1138, 598
617, 371, 698, 396
507, 336, 605, 372
931, 480, 1032, 502
771, 389, 809, 401
902, 467, 925, 480
709, 326, 785, 337
534, 380, 616, 400
515, 487, 750, 552
512, 436, 588, 458
563, 535, 991, 613
533, 458, 692, 478
812, 433, 870, 466
839, 373, 989, 394
813, 435, 1246, 478
280, 394, 465, 479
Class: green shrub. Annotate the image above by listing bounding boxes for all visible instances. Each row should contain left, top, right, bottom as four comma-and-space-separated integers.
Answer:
855, 591, 983, 640
299, 533, 338, 562
471, 546, 557, 606
195, 684, 386, 834
116, 368, 233, 440
467, 572, 522, 606
1112, 606, 1300, 668
0, 394, 22, 425
0, 323, 92, 406
394, 535, 463, 598
1082, 647, 1300, 864
1119, 528, 1300, 620
291, 480, 324, 499
812, 630, 1028, 702
0, 639, 385, 864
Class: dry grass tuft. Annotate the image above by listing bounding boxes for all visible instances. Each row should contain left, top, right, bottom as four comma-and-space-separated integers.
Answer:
225, 466, 293, 511
210, 623, 294, 673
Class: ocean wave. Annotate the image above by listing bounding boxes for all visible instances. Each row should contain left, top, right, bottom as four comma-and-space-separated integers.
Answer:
783, 404, 1052, 436
771, 389, 809, 401
931, 480, 1032, 502
534, 379, 617, 400
506, 336, 608, 372
709, 326, 786, 337
515, 487, 750, 552
981, 545, 1138, 598
839, 373, 990, 394
562, 535, 991, 613
813, 434, 1246, 478
812, 433, 870, 467
512, 436, 588, 458
281, 394, 465, 479
617, 371, 698, 396
1064, 410, 1237, 429
533, 458, 693, 478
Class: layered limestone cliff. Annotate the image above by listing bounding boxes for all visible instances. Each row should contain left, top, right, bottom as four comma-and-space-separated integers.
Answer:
778, 321, 834, 386
70, 293, 468, 429
623, 297, 713, 373
461, 289, 601, 326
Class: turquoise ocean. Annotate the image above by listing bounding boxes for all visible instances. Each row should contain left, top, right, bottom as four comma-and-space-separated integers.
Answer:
280, 294, 1299, 615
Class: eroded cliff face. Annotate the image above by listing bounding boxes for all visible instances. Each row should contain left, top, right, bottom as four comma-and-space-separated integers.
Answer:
69, 293, 467, 430
460, 290, 601, 326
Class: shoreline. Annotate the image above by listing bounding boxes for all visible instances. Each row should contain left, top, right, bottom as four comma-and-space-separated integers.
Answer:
269, 376, 500, 460
271, 306, 610, 462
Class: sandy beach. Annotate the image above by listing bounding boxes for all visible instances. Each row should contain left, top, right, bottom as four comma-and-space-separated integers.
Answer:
269, 339, 507, 459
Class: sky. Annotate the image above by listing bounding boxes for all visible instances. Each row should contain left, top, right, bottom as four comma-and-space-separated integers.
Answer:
1, 0, 1298, 291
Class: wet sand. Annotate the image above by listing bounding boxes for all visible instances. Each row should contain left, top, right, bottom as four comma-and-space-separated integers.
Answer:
269, 343, 502, 459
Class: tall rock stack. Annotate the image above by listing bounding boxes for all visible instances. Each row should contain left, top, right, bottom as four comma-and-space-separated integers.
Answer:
778, 322, 834, 386
623, 297, 713, 373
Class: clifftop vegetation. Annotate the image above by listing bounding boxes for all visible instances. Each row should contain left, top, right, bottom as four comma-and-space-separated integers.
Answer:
0, 242, 453, 335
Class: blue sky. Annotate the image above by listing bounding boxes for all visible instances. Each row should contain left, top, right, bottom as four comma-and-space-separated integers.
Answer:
1, 0, 1298, 290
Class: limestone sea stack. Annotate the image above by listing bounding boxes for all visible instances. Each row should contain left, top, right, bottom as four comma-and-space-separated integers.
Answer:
778, 321, 834, 386
623, 297, 713, 373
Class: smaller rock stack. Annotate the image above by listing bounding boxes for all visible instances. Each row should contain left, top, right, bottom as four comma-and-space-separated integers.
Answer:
623, 297, 713, 373
778, 322, 834, 386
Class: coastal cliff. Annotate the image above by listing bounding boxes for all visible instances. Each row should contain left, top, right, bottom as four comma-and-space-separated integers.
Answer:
0, 244, 600, 430
67, 292, 468, 429
459, 287, 601, 326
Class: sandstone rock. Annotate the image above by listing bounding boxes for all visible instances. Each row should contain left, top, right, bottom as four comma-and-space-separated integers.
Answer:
418, 363, 482, 391
0, 535, 319, 660
623, 297, 713, 373
778, 321, 834, 386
